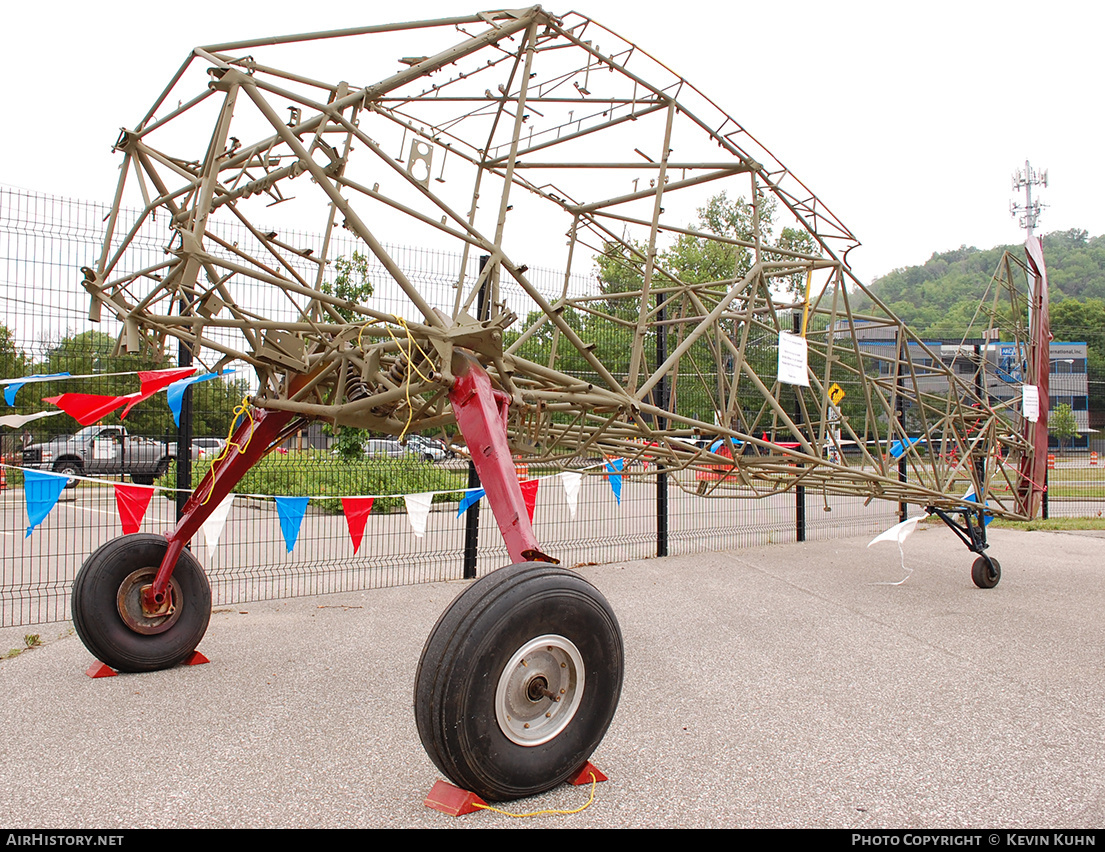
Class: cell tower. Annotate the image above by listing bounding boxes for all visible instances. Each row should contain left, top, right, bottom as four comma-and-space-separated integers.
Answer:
1011, 160, 1048, 237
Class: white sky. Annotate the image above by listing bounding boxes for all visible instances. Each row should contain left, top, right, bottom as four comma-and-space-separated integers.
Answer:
2, 0, 1102, 285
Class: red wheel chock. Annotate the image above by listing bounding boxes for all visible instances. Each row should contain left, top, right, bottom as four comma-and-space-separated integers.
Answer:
568, 761, 608, 786
423, 780, 488, 816
423, 762, 608, 816
85, 662, 117, 678
84, 650, 209, 678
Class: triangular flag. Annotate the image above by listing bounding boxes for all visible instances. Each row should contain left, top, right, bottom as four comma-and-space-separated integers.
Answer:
559, 472, 581, 520
520, 478, 539, 524
43, 393, 127, 425
605, 458, 624, 506
341, 497, 374, 555
404, 492, 434, 539
137, 367, 198, 395
167, 370, 235, 426
114, 484, 154, 535
23, 469, 69, 537
962, 486, 993, 526
867, 516, 921, 548
3, 373, 70, 406
457, 488, 485, 517
0, 410, 63, 429
202, 493, 235, 563
275, 496, 310, 552
867, 515, 922, 586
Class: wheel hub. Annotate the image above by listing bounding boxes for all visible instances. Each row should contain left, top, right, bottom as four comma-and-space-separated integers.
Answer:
495, 634, 584, 747
117, 569, 182, 635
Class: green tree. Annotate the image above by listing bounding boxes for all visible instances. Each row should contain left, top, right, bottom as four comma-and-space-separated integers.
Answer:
321, 252, 375, 322
1049, 402, 1078, 455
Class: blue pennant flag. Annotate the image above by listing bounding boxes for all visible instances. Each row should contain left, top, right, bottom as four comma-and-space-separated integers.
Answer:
4, 373, 71, 406
167, 370, 236, 426
963, 487, 993, 527
456, 488, 485, 517
275, 496, 310, 552
605, 458, 624, 506
24, 469, 70, 537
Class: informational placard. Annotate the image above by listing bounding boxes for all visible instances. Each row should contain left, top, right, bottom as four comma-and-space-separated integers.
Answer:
777, 331, 809, 387
1022, 385, 1039, 423
92, 437, 115, 460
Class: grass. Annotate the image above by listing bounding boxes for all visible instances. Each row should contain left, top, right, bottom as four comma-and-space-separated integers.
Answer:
989, 516, 1105, 531
157, 450, 468, 513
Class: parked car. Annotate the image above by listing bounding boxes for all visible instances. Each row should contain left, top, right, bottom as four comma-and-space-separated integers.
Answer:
22, 425, 175, 487
405, 435, 448, 462
192, 438, 227, 461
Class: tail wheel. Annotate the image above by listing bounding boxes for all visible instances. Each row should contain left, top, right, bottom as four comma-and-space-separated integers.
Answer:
72, 534, 212, 672
414, 562, 623, 801
971, 555, 1001, 589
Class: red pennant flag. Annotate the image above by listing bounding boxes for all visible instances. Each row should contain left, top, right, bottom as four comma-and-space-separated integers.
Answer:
341, 497, 374, 555
137, 367, 197, 395
43, 393, 127, 426
115, 484, 154, 535
120, 367, 199, 418
520, 478, 539, 524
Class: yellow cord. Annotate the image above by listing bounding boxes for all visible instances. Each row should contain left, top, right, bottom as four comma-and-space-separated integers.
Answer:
381, 315, 434, 441
199, 396, 254, 506
471, 772, 598, 818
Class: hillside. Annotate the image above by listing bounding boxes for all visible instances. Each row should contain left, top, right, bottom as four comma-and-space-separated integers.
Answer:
861, 228, 1105, 408
860, 228, 1105, 335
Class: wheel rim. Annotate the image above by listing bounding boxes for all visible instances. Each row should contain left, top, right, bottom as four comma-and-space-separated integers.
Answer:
116, 569, 182, 635
495, 634, 585, 747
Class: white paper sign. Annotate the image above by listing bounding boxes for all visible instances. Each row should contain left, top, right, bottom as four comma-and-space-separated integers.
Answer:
1022, 385, 1039, 423
93, 438, 115, 460
777, 332, 809, 387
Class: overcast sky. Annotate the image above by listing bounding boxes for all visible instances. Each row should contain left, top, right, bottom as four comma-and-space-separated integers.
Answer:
3, 0, 1101, 285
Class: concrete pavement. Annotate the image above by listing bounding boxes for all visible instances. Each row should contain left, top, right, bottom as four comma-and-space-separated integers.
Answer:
0, 527, 1102, 828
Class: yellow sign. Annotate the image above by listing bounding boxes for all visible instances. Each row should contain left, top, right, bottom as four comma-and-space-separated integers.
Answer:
828, 383, 846, 406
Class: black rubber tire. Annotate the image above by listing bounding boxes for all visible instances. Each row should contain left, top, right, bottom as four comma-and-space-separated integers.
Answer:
130, 474, 154, 486
53, 460, 81, 489
414, 562, 623, 801
72, 533, 212, 672
971, 555, 1001, 589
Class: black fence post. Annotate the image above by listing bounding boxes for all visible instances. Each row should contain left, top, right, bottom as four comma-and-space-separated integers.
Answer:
175, 295, 193, 526
656, 289, 668, 558
794, 312, 806, 542
897, 331, 907, 523
462, 255, 490, 579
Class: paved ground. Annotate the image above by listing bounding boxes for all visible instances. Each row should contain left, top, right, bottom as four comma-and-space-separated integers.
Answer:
0, 526, 1102, 829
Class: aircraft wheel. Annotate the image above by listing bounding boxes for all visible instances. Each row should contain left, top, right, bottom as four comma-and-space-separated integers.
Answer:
414, 562, 623, 801
971, 554, 1001, 589
72, 534, 212, 672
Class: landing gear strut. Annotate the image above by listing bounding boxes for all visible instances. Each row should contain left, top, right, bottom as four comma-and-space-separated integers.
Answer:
927, 504, 1001, 589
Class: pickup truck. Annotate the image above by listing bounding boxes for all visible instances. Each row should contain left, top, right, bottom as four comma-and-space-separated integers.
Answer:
22, 424, 175, 486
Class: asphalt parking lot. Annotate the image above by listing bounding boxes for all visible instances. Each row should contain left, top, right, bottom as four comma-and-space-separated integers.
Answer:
0, 526, 1102, 829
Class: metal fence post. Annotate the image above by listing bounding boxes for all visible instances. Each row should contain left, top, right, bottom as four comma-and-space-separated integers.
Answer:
656, 290, 668, 557
175, 296, 193, 526
462, 255, 491, 579
794, 312, 806, 542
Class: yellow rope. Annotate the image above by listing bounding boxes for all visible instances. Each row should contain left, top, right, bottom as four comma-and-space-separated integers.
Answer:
199, 396, 254, 506
471, 772, 598, 818
381, 315, 434, 441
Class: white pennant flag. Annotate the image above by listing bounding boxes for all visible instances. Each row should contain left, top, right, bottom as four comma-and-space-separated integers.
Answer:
559, 471, 582, 520
867, 516, 921, 548
404, 492, 434, 538
0, 410, 63, 429
867, 515, 921, 585
202, 493, 235, 564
